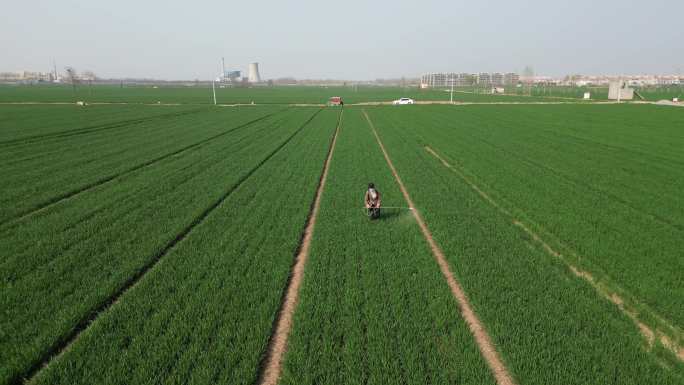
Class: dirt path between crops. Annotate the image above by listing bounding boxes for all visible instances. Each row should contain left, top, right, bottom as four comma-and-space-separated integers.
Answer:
362, 109, 517, 385
424, 145, 684, 363
10, 109, 324, 385
257, 109, 343, 385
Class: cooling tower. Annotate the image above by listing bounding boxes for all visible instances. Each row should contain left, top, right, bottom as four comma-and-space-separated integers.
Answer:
248, 62, 261, 83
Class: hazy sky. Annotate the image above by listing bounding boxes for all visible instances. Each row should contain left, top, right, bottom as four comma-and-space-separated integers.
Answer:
2, 0, 683, 80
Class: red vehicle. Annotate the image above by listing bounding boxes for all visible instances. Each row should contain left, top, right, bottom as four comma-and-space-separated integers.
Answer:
328, 96, 343, 106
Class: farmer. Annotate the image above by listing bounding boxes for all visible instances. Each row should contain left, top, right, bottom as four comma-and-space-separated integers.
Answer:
364, 183, 382, 219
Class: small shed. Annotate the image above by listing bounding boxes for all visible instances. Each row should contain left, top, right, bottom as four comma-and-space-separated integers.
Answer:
608, 81, 634, 100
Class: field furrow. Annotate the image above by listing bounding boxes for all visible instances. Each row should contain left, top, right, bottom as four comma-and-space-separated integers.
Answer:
363, 109, 516, 385
1, 87, 681, 385
0, 108, 319, 385
280, 108, 496, 385
258, 109, 342, 385
365, 106, 684, 384
370, 105, 684, 328
26, 109, 340, 385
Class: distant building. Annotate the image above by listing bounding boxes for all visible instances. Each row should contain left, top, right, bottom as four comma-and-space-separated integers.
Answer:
504, 73, 519, 85
421, 73, 447, 88
421, 73, 681, 89
218, 70, 241, 83
657, 76, 681, 85
420, 71, 518, 88
224, 70, 240, 80
0, 71, 52, 82
421, 73, 445, 88
420, 72, 478, 88
0, 72, 21, 81
491, 73, 504, 86
456, 73, 475, 86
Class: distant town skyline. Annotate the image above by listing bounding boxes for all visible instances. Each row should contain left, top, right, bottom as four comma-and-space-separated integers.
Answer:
3, 69, 683, 84
2, 0, 683, 81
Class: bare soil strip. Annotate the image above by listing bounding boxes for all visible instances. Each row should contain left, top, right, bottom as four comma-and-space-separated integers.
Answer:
13, 109, 323, 385
425, 145, 684, 363
256, 110, 343, 385
0, 109, 285, 229
362, 110, 517, 385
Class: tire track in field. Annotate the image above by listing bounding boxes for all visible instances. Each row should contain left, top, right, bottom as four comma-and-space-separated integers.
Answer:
255, 109, 343, 385
424, 145, 684, 363
0, 108, 205, 146
9, 108, 322, 385
362, 110, 517, 385
0, 108, 286, 228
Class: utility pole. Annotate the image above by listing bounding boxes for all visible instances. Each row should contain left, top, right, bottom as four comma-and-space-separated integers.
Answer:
65, 67, 78, 100
450, 76, 454, 104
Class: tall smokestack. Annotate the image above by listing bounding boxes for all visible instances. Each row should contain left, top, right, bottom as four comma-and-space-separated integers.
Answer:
248, 62, 261, 83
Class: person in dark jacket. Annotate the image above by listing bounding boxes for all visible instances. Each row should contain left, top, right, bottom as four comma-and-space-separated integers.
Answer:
364, 182, 382, 219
